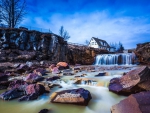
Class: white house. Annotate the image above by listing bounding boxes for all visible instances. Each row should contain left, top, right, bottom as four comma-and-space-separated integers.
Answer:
88, 37, 110, 51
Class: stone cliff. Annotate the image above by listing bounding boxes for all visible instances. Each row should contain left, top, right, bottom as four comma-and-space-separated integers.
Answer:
67, 43, 108, 64
0, 28, 108, 64
134, 42, 150, 65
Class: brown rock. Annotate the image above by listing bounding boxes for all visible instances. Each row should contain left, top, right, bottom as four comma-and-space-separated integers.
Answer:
57, 62, 68, 67
135, 42, 150, 64
111, 91, 150, 113
57, 62, 69, 70
109, 66, 150, 95
50, 88, 92, 106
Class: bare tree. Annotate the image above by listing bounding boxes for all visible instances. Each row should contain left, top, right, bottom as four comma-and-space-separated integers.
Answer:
59, 25, 70, 41
59, 26, 64, 37
0, 0, 26, 28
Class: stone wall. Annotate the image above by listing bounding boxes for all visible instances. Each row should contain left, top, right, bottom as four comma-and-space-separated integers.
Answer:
0, 28, 108, 64
134, 42, 150, 64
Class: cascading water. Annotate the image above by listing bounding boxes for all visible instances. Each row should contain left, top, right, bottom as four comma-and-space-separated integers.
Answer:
95, 53, 135, 65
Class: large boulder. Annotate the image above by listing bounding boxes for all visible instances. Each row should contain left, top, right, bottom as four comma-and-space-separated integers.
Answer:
18, 93, 38, 101
18, 84, 47, 101
50, 88, 92, 106
111, 91, 150, 113
135, 42, 150, 64
0, 88, 24, 100
109, 66, 150, 95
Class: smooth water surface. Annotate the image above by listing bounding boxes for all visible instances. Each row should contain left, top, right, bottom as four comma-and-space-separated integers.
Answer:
0, 66, 132, 113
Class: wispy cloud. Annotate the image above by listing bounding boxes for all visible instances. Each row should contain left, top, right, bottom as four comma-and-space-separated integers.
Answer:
21, 0, 150, 49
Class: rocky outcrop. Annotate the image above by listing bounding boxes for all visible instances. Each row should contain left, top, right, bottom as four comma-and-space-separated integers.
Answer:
0, 28, 107, 65
67, 43, 109, 65
111, 91, 150, 113
50, 88, 92, 106
0, 28, 68, 62
18, 84, 48, 101
109, 66, 150, 96
135, 42, 150, 64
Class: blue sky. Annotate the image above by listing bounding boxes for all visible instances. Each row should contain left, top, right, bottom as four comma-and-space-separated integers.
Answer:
20, 0, 150, 49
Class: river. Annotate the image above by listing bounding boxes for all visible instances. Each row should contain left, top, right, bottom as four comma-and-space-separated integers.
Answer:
0, 65, 135, 113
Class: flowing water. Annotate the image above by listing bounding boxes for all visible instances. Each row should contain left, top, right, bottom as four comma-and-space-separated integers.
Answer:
0, 66, 134, 113
95, 53, 135, 65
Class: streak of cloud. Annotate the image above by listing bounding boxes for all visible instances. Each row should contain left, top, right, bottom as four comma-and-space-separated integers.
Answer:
20, 0, 150, 49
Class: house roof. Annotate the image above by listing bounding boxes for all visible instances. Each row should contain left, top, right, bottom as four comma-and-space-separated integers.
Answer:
92, 37, 110, 48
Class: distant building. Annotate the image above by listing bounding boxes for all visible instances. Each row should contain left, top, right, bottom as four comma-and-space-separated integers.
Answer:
88, 37, 110, 51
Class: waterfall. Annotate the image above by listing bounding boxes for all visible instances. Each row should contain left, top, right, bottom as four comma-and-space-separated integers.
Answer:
95, 53, 135, 65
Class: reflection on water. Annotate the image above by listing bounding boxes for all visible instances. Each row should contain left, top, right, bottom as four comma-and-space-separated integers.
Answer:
0, 68, 129, 113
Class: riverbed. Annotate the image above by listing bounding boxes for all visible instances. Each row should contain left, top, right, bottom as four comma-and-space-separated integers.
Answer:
0, 65, 137, 113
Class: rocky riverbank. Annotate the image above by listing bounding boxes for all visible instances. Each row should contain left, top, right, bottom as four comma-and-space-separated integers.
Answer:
0, 61, 135, 113
134, 42, 150, 65
109, 66, 150, 113
0, 28, 108, 65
